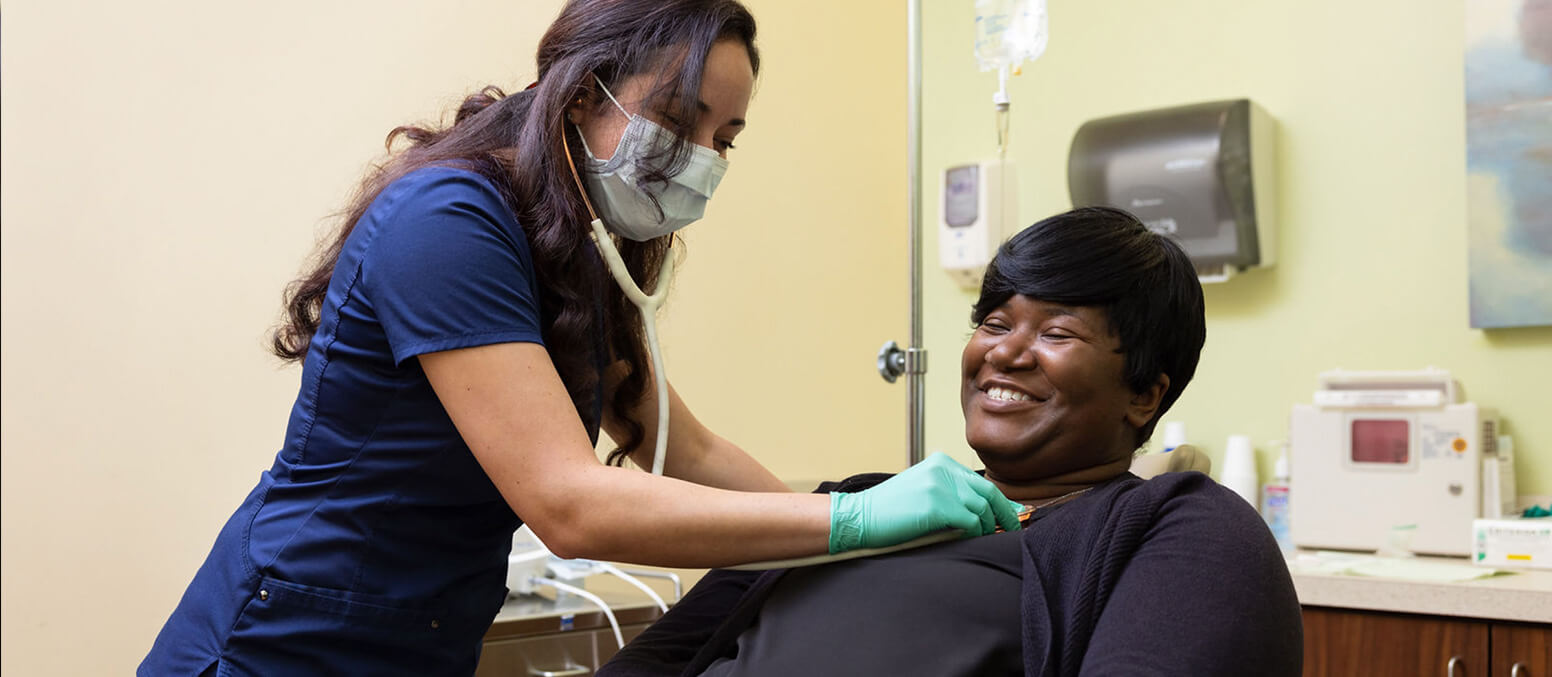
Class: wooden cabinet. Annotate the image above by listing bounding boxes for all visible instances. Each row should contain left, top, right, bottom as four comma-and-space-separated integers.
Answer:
1494, 623, 1552, 677
1303, 607, 1550, 676
1303, 608, 1487, 675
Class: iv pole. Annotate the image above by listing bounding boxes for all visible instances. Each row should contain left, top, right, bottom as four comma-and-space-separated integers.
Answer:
876, 0, 927, 467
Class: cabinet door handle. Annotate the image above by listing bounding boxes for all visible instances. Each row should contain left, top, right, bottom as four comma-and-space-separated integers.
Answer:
1511, 663, 1527, 677
528, 664, 590, 677
1447, 656, 1462, 677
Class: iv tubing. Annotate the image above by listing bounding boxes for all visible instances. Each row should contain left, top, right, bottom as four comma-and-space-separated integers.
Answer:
994, 64, 1012, 156
531, 577, 625, 649
598, 561, 669, 612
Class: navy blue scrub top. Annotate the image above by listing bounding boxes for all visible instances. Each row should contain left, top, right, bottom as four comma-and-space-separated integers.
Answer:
141, 167, 601, 676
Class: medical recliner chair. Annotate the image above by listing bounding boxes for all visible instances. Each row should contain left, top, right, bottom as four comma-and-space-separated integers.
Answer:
1129, 444, 1212, 480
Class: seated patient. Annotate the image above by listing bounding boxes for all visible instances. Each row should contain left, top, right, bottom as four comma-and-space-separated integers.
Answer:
598, 207, 1302, 677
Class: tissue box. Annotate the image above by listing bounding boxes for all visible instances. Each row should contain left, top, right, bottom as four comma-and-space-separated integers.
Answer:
1472, 518, 1552, 570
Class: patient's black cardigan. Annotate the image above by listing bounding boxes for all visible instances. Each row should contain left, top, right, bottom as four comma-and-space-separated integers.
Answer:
599, 471, 1303, 677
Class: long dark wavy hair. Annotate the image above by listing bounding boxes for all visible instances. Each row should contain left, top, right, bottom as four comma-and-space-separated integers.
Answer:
271, 0, 759, 465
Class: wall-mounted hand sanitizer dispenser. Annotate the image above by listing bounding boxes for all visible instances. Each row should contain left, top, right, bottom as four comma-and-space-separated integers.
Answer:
1068, 99, 1276, 283
940, 158, 1018, 290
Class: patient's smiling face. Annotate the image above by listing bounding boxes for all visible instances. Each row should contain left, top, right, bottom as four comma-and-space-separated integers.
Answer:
960, 295, 1152, 488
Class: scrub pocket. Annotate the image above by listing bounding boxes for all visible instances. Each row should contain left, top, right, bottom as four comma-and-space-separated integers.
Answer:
218, 576, 491, 677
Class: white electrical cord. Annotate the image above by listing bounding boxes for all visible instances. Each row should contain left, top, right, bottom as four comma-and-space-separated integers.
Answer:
597, 562, 668, 613
530, 577, 625, 649
612, 567, 683, 603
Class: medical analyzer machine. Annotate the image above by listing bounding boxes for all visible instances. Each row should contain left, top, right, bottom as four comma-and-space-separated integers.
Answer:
1289, 368, 1509, 557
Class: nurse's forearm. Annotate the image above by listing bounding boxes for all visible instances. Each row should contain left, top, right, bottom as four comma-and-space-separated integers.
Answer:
530, 465, 830, 568
660, 433, 789, 493
614, 379, 788, 493
420, 343, 825, 567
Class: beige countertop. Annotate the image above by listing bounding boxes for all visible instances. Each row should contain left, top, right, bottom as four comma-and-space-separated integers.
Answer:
1290, 553, 1552, 623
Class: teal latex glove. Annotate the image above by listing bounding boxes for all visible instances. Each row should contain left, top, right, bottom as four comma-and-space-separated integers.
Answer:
828, 452, 1024, 554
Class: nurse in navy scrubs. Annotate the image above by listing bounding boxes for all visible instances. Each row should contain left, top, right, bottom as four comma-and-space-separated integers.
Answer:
140, 1, 1022, 674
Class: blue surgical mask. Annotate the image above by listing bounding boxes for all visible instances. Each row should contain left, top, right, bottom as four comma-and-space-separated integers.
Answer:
579, 76, 729, 241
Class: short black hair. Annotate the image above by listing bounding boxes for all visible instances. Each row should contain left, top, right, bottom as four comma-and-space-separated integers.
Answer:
971, 206, 1207, 446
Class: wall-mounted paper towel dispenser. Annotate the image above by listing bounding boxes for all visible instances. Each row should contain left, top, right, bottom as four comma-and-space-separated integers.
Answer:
1068, 99, 1276, 282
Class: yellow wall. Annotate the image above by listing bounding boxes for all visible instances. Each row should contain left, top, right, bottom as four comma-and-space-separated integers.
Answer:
920, 0, 1552, 497
0, 1, 904, 673
657, 1, 908, 483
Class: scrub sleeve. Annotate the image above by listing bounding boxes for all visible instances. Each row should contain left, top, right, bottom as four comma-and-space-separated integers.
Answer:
140, 167, 582, 676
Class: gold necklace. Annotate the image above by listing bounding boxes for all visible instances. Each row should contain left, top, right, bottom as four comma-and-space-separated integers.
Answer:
1004, 486, 1096, 531
1030, 485, 1095, 510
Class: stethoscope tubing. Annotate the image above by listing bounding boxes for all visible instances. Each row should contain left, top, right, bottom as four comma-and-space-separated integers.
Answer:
588, 218, 673, 476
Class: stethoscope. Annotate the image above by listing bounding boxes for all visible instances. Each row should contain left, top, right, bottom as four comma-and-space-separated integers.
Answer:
560, 126, 673, 476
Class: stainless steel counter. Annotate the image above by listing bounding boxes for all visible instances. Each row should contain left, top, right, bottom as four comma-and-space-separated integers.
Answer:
477, 589, 667, 676
484, 589, 665, 641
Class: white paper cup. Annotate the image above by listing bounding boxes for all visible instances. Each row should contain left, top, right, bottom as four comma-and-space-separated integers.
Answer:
1220, 434, 1259, 508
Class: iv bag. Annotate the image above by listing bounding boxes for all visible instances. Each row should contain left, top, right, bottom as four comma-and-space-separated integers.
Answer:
974, 0, 1048, 72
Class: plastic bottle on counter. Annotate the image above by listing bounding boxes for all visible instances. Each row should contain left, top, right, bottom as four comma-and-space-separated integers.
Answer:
1261, 443, 1294, 555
